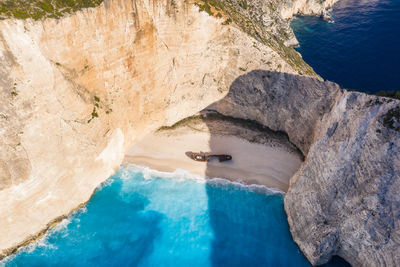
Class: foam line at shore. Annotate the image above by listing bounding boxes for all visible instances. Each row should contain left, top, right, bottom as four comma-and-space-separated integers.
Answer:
1, 164, 284, 264
120, 163, 285, 195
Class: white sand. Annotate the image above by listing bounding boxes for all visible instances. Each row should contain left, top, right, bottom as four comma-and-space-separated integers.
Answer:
124, 132, 302, 192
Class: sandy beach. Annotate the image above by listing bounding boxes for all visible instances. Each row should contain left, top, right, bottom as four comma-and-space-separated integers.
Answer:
124, 114, 303, 192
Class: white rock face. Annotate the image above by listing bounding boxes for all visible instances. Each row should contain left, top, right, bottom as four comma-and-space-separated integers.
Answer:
0, 0, 306, 257
280, 0, 338, 20
219, 0, 338, 50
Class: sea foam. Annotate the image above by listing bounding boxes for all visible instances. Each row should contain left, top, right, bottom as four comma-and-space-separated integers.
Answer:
119, 163, 284, 195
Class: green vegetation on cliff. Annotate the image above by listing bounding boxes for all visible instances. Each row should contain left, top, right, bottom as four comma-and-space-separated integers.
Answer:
0, 0, 103, 20
1, 0, 317, 77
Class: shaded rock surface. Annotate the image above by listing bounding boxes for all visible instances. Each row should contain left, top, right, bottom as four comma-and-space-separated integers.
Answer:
210, 70, 342, 155
211, 70, 400, 266
286, 92, 400, 266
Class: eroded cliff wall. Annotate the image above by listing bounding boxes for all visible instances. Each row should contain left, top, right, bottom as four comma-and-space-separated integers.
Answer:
209, 70, 342, 155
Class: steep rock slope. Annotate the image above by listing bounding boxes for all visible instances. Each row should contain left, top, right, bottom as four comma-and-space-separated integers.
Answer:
285, 93, 400, 266
211, 70, 400, 266
209, 70, 342, 155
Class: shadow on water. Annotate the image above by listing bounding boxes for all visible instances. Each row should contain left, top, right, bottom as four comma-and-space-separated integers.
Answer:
202, 70, 350, 266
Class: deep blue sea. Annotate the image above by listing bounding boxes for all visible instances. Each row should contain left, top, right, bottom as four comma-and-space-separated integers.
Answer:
3, 166, 348, 266
291, 0, 400, 93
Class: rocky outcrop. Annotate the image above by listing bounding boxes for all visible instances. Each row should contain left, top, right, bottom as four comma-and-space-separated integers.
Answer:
219, 0, 338, 47
211, 70, 400, 266
209, 70, 342, 155
285, 93, 400, 266
192, 0, 337, 76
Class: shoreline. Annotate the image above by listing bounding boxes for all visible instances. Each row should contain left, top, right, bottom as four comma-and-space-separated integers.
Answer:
123, 115, 303, 192
1, 114, 303, 260
1, 195, 92, 261
2, 152, 289, 262
121, 163, 286, 195
1, 159, 289, 263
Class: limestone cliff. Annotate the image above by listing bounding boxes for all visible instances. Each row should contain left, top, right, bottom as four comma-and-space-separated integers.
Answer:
211, 70, 400, 266
209, 70, 342, 155
0, 0, 335, 258
285, 93, 400, 266
2, 0, 397, 266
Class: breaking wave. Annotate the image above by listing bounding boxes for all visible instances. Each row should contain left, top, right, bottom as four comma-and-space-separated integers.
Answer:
120, 163, 284, 195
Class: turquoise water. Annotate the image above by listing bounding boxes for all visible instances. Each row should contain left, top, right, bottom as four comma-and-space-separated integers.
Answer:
291, 0, 400, 93
3, 166, 348, 266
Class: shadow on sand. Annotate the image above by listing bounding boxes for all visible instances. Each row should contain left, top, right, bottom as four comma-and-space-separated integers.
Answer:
201, 70, 350, 266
